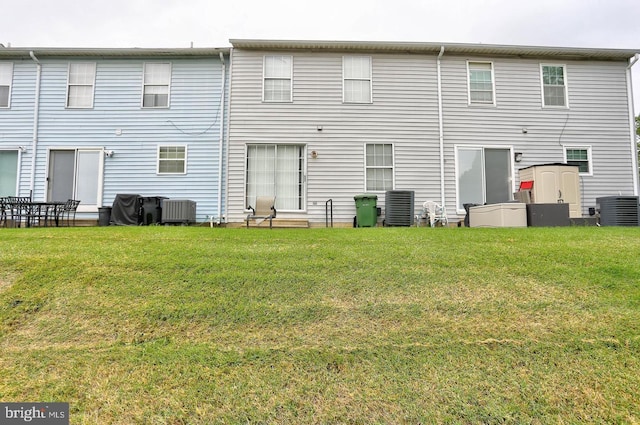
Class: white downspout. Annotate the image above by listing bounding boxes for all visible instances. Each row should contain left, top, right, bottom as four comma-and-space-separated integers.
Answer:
217, 51, 226, 224
223, 48, 234, 224
29, 51, 42, 199
436, 46, 446, 209
626, 53, 639, 196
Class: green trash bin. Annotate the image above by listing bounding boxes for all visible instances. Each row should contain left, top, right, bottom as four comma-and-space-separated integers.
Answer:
354, 194, 378, 227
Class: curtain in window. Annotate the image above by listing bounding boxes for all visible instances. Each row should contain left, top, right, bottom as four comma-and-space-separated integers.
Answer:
276, 145, 301, 210
344, 56, 371, 103
246, 144, 303, 210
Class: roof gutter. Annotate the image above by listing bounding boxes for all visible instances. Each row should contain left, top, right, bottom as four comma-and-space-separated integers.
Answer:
436, 46, 446, 209
627, 53, 639, 196
29, 51, 41, 199
217, 51, 226, 224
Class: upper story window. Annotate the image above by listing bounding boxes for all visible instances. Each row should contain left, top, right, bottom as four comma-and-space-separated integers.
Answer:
263, 56, 292, 102
468, 62, 495, 105
343, 56, 372, 103
365, 143, 393, 191
0, 62, 14, 108
67, 62, 96, 108
143, 63, 171, 108
541, 64, 568, 107
564, 146, 592, 175
157, 146, 186, 174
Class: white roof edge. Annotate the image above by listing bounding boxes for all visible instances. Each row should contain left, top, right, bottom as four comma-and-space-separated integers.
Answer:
229, 39, 639, 60
0, 47, 230, 58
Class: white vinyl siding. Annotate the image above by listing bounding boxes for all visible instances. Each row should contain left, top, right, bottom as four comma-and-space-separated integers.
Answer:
157, 146, 187, 174
564, 146, 592, 175
263, 56, 292, 102
343, 56, 372, 103
67, 62, 96, 108
143, 63, 171, 108
541, 64, 568, 107
246, 144, 304, 211
365, 143, 393, 191
468, 62, 494, 104
0, 62, 14, 108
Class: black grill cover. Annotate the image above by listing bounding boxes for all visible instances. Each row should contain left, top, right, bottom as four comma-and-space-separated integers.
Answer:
111, 194, 141, 225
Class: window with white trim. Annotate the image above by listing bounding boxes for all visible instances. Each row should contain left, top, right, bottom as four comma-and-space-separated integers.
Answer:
246, 144, 305, 210
365, 144, 393, 191
0, 62, 14, 108
541, 64, 567, 107
564, 146, 591, 175
468, 62, 494, 104
67, 62, 96, 108
157, 146, 186, 174
343, 56, 372, 103
263, 56, 292, 102
143, 63, 171, 108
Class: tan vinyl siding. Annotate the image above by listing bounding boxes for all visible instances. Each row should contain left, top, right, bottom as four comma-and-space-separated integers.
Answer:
228, 49, 441, 224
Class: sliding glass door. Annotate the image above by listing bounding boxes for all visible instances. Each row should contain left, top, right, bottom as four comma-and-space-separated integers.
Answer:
456, 147, 512, 210
0, 150, 18, 197
48, 149, 102, 211
246, 144, 305, 211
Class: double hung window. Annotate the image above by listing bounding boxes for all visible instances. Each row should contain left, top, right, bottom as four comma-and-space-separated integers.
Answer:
468, 62, 494, 104
0, 62, 13, 108
263, 56, 292, 102
564, 146, 592, 175
541, 64, 568, 107
157, 146, 187, 174
365, 144, 393, 191
343, 56, 372, 103
143, 63, 171, 108
67, 62, 96, 108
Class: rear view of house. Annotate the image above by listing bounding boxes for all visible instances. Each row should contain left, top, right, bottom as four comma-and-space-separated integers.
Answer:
0, 47, 229, 223
226, 40, 639, 226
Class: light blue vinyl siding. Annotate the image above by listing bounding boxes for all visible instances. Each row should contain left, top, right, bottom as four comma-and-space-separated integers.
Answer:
1, 55, 228, 221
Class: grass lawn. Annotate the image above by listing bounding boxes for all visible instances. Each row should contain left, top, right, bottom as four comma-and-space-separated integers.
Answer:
1, 226, 639, 424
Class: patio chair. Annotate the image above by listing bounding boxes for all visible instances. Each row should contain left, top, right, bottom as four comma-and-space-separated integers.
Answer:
421, 201, 448, 227
246, 196, 277, 228
0, 198, 7, 227
57, 199, 81, 227
6, 196, 32, 227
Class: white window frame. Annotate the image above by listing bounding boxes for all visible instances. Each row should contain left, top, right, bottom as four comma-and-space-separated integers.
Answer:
364, 143, 394, 192
262, 55, 293, 103
563, 145, 593, 176
467, 61, 496, 106
157, 145, 187, 175
343, 56, 373, 104
66, 62, 96, 109
142, 62, 172, 108
0, 62, 14, 108
244, 144, 307, 212
540, 64, 569, 108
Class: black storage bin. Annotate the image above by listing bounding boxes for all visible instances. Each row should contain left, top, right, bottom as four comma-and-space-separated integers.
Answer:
140, 197, 167, 225
98, 207, 112, 226
526, 203, 570, 227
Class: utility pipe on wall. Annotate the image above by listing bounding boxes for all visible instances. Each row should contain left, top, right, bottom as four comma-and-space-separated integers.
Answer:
626, 53, 639, 196
217, 51, 226, 224
29, 51, 41, 198
436, 46, 446, 209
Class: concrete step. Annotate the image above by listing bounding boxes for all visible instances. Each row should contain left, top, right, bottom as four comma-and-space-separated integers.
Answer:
248, 218, 310, 228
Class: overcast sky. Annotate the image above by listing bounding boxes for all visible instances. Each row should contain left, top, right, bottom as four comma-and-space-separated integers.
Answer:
2, 0, 639, 110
